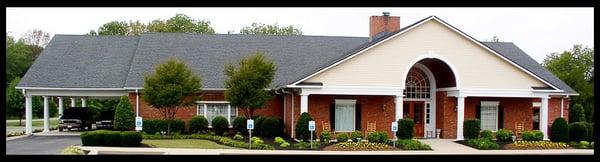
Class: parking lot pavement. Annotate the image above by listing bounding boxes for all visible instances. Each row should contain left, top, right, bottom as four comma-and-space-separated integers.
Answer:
6, 135, 82, 155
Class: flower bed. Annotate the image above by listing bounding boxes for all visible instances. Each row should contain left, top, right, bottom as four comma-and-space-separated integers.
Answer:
142, 134, 274, 150
324, 142, 399, 151
505, 141, 570, 149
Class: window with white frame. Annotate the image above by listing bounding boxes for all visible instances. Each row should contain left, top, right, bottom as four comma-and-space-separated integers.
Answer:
197, 102, 237, 126
480, 101, 499, 131
403, 67, 430, 99
335, 99, 356, 132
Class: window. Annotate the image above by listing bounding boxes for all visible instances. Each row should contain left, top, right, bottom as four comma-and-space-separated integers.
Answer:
403, 67, 430, 99
335, 99, 356, 132
197, 102, 237, 127
480, 101, 499, 131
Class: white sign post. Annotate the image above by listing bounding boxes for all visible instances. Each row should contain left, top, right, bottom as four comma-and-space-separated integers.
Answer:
308, 120, 315, 149
135, 117, 143, 131
391, 122, 398, 148
247, 119, 254, 149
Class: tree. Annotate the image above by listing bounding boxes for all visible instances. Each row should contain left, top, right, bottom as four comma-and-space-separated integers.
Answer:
543, 45, 594, 122
142, 57, 201, 134
97, 21, 129, 36
6, 35, 33, 84
128, 20, 147, 36
86, 30, 98, 36
114, 96, 135, 130
569, 104, 586, 123
22, 29, 50, 61
240, 22, 302, 35
295, 112, 312, 141
6, 77, 25, 125
224, 52, 276, 118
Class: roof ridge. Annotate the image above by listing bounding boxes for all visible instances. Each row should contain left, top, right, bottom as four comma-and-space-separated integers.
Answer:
141, 32, 369, 39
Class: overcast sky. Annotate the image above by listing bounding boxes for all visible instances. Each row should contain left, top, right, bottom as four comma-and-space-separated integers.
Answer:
6, 7, 593, 63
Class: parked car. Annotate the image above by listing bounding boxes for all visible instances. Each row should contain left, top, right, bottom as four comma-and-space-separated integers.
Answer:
95, 110, 114, 130
59, 107, 93, 131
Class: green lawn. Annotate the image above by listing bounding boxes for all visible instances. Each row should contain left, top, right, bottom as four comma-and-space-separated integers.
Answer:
142, 139, 239, 149
6, 118, 59, 126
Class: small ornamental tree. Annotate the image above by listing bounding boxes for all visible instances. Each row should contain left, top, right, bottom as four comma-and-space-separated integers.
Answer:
142, 57, 201, 134
295, 112, 312, 141
224, 52, 276, 118
6, 77, 25, 125
550, 117, 569, 142
569, 104, 586, 123
463, 119, 481, 139
397, 118, 415, 139
114, 96, 135, 130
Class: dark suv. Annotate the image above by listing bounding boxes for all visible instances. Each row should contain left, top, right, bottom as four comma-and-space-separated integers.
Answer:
59, 107, 93, 131
95, 110, 114, 130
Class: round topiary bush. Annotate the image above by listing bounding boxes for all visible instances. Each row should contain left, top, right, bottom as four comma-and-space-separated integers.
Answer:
569, 122, 588, 142
211, 116, 229, 136
550, 117, 569, 142
295, 112, 313, 141
232, 116, 248, 135
336, 133, 349, 142
521, 130, 544, 141
480, 130, 493, 140
496, 129, 514, 142
397, 118, 414, 139
463, 119, 481, 139
114, 96, 135, 131
189, 116, 209, 134
260, 117, 283, 137
320, 131, 332, 143
351, 130, 363, 142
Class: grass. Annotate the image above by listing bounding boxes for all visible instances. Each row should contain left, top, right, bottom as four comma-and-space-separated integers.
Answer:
6, 118, 59, 126
142, 139, 238, 149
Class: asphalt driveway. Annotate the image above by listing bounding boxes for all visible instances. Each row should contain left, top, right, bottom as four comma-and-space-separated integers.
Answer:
6, 135, 81, 155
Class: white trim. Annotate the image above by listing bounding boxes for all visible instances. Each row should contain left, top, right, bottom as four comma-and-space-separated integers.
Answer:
402, 52, 461, 89
436, 87, 458, 92
289, 16, 560, 91
480, 101, 500, 132
409, 63, 436, 138
334, 100, 356, 132
24, 89, 127, 97
560, 97, 564, 118
16, 87, 125, 90
124, 87, 143, 90
196, 101, 231, 104
335, 99, 357, 104
300, 86, 403, 96
532, 102, 542, 107
447, 89, 552, 98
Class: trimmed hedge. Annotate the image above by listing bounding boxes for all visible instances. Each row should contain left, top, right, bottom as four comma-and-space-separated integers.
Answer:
464, 138, 499, 150
259, 117, 283, 137
295, 112, 313, 141
351, 131, 363, 142
367, 131, 389, 143
320, 131, 332, 142
496, 129, 514, 142
232, 116, 248, 135
463, 119, 481, 139
550, 117, 569, 142
336, 133, 349, 142
81, 130, 142, 146
396, 118, 414, 139
211, 116, 229, 135
480, 130, 493, 140
189, 116, 209, 134
521, 130, 544, 141
143, 119, 185, 135
569, 122, 588, 142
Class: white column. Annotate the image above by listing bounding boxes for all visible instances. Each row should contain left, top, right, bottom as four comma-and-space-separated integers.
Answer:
70, 97, 76, 107
395, 95, 404, 121
560, 97, 564, 118
81, 97, 87, 107
136, 90, 140, 117
25, 93, 33, 135
58, 97, 64, 117
300, 94, 308, 113
540, 96, 549, 140
227, 104, 232, 124
43, 96, 50, 132
456, 96, 465, 141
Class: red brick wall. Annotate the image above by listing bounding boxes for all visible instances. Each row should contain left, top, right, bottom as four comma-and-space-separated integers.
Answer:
436, 91, 457, 138
465, 97, 535, 133
306, 95, 396, 139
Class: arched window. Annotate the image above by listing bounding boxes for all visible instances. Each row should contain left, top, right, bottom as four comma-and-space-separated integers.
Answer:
404, 67, 430, 99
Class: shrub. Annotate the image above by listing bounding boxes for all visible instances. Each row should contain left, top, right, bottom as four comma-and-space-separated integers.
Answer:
336, 133, 349, 142
319, 131, 332, 143
569, 104, 586, 123
335, 142, 395, 151
253, 116, 266, 136
232, 116, 248, 135
114, 96, 135, 130
295, 112, 313, 141
259, 117, 283, 137
579, 141, 590, 149
569, 122, 588, 142
351, 130, 363, 142
274, 137, 286, 144
550, 117, 569, 142
211, 116, 229, 135
465, 138, 499, 150
293, 141, 321, 150
143, 119, 185, 135
496, 129, 514, 142
463, 119, 481, 139
120, 131, 142, 146
251, 136, 264, 145
521, 130, 544, 141
233, 132, 244, 140
396, 118, 414, 139
103, 131, 122, 146
583, 122, 593, 142
81, 131, 104, 146
397, 139, 433, 150
368, 131, 389, 143
189, 116, 209, 134
480, 130, 493, 140
280, 142, 290, 148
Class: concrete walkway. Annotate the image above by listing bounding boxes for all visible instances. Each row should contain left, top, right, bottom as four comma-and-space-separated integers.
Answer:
79, 139, 594, 155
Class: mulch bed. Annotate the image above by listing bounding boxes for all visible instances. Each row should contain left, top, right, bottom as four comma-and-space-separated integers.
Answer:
229, 133, 332, 150
456, 140, 575, 150
321, 144, 401, 151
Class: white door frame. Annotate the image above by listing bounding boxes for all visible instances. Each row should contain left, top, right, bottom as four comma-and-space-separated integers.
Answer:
408, 63, 436, 138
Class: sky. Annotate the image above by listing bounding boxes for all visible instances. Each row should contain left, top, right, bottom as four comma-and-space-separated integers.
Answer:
6, 7, 594, 63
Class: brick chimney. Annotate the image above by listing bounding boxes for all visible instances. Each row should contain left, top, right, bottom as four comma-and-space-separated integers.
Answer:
369, 12, 400, 38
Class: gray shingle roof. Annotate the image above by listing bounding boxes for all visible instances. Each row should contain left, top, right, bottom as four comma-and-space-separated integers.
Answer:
482, 42, 576, 94
18, 27, 576, 94
17, 35, 140, 88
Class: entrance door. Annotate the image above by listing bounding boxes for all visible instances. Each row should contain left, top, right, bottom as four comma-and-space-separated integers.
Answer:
403, 101, 425, 137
